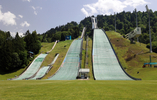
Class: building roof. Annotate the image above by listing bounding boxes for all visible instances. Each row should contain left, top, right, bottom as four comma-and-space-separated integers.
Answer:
79, 69, 90, 73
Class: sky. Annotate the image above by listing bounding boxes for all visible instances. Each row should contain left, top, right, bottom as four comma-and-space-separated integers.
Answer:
0, 0, 156, 37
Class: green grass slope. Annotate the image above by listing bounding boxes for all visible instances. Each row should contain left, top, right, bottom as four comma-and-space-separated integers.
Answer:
81, 37, 93, 79
106, 31, 157, 80
1, 80, 157, 100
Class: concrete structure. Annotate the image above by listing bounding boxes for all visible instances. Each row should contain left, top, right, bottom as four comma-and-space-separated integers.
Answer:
78, 68, 90, 79
91, 17, 98, 29
125, 27, 141, 40
81, 27, 86, 38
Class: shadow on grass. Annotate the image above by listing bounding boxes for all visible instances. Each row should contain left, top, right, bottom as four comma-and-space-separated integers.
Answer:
126, 51, 150, 62
0, 67, 25, 75
138, 51, 150, 55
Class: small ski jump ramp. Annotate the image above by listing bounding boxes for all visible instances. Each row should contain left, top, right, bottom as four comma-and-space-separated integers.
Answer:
92, 29, 140, 80
29, 54, 59, 80
29, 66, 50, 80
13, 54, 47, 80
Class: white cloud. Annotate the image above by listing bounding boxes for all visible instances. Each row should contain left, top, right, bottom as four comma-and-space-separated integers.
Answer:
10, 31, 24, 37
23, 0, 31, 2
81, 8, 89, 17
20, 21, 30, 27
124, 0, 148, 8
34, 11, 37, 15
81, 0, 149, 16
32, 6, 42, 15
18, 15, 23, 18
0, 5, 16, 26
84, 4, 98, 15
32, 6, 35, 10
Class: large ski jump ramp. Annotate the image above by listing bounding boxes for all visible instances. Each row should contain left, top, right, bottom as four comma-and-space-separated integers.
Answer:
93, 29, 140, 80
48, 39, 82, 80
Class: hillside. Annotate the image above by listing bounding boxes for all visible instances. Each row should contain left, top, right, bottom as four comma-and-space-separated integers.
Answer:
106, 31, 157, 80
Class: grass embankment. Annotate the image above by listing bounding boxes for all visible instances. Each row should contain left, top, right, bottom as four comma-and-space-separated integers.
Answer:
1, 80, 157, 100
106, 31, 157, 80
86, 38, 93, 79
81, 39, 86, 68
40, 42, 55, 53
0, 68, 26, 80
81, 37, 93, 79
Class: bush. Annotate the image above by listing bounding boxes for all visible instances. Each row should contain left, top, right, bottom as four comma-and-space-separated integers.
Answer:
147, 41, 157, 53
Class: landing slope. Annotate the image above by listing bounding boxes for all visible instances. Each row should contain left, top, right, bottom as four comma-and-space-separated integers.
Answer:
93, 29, 137, 80
48, 39, 82, 80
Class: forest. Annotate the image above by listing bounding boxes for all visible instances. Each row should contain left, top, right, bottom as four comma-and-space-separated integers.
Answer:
0, 30, 41, 72
42, 10, 157, 46
1, 9, 157, 72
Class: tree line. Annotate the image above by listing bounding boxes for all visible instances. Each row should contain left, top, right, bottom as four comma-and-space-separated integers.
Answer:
0, 30, 41, 72
79, 10, 157, 52
40, 21, 80, 42
41, 10, 157, 52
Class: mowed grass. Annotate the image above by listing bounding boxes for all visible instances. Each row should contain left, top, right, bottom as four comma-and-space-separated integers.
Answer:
1, 80, 157, 100
106, 31, 157, 80
40, 42, 55, 53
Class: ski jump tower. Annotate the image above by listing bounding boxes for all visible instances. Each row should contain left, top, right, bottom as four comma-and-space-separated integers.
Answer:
91, 17, 98, 29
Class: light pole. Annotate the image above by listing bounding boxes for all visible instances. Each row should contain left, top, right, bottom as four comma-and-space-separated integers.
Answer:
135, 9, 138, 28
114, 12, 116, 32
146, 5, 152, 66
146, 5, 152, 53
135, 9, 139, 42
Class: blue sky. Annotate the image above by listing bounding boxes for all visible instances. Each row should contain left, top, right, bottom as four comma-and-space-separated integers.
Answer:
0, 0, 156, 36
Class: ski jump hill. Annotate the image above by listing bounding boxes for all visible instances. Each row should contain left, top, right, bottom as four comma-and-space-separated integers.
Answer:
92, 29, 140, 80
48, 28, 86, 80
12, 41, 58, 80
